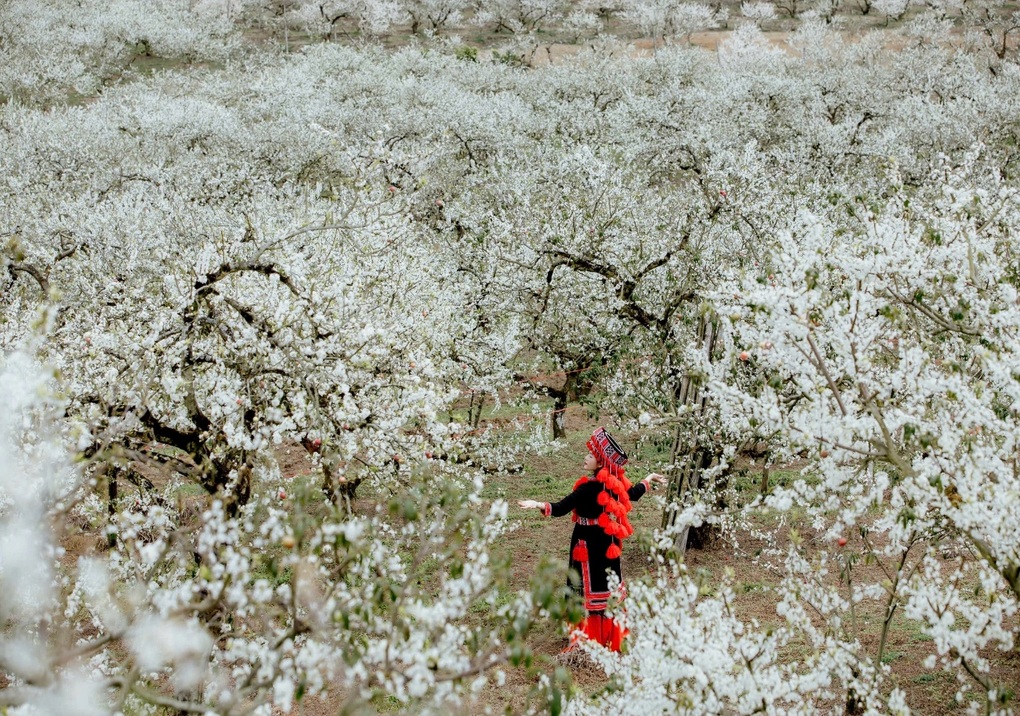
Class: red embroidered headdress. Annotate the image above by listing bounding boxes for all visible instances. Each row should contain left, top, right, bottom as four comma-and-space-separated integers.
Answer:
587, 427, 628, 478
585, 427, 634, 560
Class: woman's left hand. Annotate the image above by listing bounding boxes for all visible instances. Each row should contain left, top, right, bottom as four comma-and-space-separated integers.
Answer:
647, 473, 667, 488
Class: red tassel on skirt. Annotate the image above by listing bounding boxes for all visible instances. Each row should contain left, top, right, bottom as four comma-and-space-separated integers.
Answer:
572, 543, 589, 562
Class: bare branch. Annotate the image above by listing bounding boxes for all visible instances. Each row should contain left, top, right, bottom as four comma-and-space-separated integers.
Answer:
8, 261, 49, 294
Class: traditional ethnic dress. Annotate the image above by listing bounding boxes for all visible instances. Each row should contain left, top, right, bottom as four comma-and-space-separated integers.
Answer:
540, 428, 651, 651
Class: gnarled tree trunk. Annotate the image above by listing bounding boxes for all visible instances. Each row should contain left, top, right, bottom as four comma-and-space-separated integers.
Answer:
661, 316, 719, 558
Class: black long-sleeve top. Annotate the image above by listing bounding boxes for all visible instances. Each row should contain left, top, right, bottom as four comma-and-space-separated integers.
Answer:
542, 476, 650, 519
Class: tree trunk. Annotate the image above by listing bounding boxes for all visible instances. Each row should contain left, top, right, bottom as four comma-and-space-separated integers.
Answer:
661, 317, 718, 559
550, 387, 568, 439
548, 371, 577, 440
322, 458, 336, 504
467, 391, 485, 429
845, 666, 864, 714
322, 457, 361, 510
107, 465, 118, 549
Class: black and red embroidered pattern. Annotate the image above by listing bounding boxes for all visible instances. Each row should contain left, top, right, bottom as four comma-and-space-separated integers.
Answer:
575, 540, 611, 610
586, 426, 628, 477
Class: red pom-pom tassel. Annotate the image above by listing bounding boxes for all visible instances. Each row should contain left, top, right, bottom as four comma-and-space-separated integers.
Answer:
572, 543, 589, 562
606, 544, 622, 560
597, 491, 609, 506
598, 513, 610, 529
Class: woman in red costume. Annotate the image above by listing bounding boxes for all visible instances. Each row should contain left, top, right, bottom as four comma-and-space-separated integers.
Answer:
518, 427, 665, 652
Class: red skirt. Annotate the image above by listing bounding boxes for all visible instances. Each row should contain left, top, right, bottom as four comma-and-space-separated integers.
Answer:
571, 612, 627, 652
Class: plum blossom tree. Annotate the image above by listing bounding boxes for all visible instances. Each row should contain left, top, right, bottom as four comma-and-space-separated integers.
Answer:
0, 0, 240, 105
444, 27, 1020, 715
624, 0, 729, 44
872, 0, 910, 20
398, 0, 474, 34
0, 346, 566, 713
957, 0, 1020, 70
741, 0, 779, 22
283, 0, 403, 40
563, 561, 907, 715
1, 42, 541, 506
473, 0, 571, 33
561, 6, 606, 41
551, 123, 1020, 716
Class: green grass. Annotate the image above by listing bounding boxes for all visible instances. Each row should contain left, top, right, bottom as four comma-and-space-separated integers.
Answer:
894, 619, 935, 644
170, 480, 208, 497
729, 467, 808, 499
447, 392, 559, 424
370, 692, 403, 713
470, 589, 515, 615
414, 555, 441, 587
251, 556, 292, 588
126, 53, 222, 76
881, 650, 902, 664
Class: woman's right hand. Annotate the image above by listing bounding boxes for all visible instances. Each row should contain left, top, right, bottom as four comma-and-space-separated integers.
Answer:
517, 499, 544, 509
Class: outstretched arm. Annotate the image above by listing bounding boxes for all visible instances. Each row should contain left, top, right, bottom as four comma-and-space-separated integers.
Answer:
628, 473, 666, 502
517, 487, 582, 517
